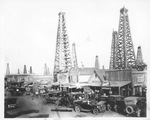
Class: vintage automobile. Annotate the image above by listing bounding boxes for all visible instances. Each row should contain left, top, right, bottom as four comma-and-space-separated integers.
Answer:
5, 97, 17, 110
107, 95, 125, 112
124, 96, 146, 116
51, 92, 85, 108
99, 95, 125, 113
73, 99, 106, 115
42, 91, 60, 104
5, 90, 17, 110
136, 98, 146, 117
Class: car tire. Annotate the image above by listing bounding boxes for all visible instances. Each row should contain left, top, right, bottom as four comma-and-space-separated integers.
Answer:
126, 106, 134, 115
74, 105, 81, 113
136, 108, 142, 117
92, 108, 99, 115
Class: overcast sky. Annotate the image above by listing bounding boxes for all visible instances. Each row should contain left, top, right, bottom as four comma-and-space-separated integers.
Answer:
1, 0, 150, 75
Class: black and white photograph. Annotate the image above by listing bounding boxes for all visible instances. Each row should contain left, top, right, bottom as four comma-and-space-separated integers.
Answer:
1, 0, 150, 119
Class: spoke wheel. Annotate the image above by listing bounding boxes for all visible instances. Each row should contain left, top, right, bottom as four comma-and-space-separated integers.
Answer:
93, 108, 99, 115
74, 105, 81, 113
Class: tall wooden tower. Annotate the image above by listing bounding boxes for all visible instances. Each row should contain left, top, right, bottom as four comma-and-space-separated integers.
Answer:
109, 31, 118, 69
53, 12, 72, 82
95, 55, 100, 69
23, 65, 27, 74
72, 43, 78, 68
136, 46, 147, 71
29, 66, 32, 74
6, 63, 10, 75
115, 7, 136, 69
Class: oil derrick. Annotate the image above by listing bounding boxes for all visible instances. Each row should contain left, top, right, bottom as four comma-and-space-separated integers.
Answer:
44, 63, 48, 75
18, 69, 20, 74
6, 63, 10, 75
29, 66, 32, 74
47, 68, 50, 75
72, 43, 78, 68
109, 31, 118, 69
136, 46, 147, 71
95, 55, 100, 69
115, 7, 136, 69
53, 12, 72, 81
23, 65, 27, 74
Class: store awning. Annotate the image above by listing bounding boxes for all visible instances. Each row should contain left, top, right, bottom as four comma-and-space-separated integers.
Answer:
109, 81, 131, 87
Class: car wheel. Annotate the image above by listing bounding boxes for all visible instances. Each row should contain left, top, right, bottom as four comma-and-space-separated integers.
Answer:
74, 105, 81, 113
107, 104, 111, 111
136, 108, 142, 117
93, 108, 99, 115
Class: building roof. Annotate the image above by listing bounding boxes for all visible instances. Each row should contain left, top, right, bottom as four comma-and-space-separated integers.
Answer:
69, 67, 107, 76
78, 67, 96, 75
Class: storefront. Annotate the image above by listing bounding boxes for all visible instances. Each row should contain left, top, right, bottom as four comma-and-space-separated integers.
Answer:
132, 70, 147, 96
109, 81, 132, 96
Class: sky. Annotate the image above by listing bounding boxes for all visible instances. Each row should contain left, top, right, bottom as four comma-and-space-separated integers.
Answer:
0, 0, 150, 75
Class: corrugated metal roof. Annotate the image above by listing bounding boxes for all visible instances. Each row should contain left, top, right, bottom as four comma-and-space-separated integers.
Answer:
69, 67, 106, 76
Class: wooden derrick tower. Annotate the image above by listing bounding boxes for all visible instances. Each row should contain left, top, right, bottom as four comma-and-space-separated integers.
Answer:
109, 7, 146, 72
23, 65, 27, 74
95, 55, 100, 69
53, 12, 72, 82
136, 46, 147, 71
109, 31, 118, 69
30, 66, 32, 74
6, 63, 10, 75
44, 63, 48, 75
115, 7, 136, 69
72, 43, 78, 68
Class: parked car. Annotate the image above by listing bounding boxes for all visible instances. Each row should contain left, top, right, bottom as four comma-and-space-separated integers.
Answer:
42, 91, 60, 104
124, 96, 146, 116
73, 99, 106, 115
136, 98, 146, 117
102, 95, 125, 112
5, 97, 17, 110
5, 89, 17, 111
55, 91, 72, 107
